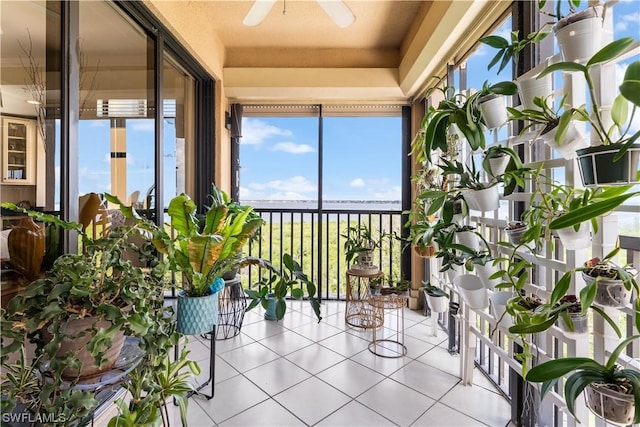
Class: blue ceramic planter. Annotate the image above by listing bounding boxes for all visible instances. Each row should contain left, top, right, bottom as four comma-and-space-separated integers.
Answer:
177, 291, 219, 335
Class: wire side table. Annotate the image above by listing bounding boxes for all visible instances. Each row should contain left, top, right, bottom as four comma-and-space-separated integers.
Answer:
216, 277, 247, 340
345, 268, 384, 329
367, 293, 407, 358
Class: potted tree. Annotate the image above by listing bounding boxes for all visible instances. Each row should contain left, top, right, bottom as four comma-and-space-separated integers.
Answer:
244, 253, 322, 322
526, 335, 640, 425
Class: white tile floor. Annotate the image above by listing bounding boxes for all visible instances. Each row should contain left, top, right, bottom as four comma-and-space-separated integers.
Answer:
169, 300, 511, 427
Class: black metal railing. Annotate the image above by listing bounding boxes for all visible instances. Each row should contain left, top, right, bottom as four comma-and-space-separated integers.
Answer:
244, 207, 405, 300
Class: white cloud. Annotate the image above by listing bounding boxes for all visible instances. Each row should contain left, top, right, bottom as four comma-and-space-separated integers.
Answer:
271, 142, 315, 154
243, 176, 316, 200
350, 178, 365, 187
614, 11, 640, 32
241, 118, 293, 145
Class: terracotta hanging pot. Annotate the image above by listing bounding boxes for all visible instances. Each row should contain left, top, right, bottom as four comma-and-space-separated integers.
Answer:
7, 216, 45, 281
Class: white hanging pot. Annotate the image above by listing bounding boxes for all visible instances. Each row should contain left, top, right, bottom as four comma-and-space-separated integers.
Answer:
489, 291, 514, 328
425, 292, 449, 313
505, 223, 528, 245
456, 230, 480, 252
554, 7, 603, 63
516, 73, 553, 110
487, 155, 510, 178
475, 262, 501, 291
462, 186, 500, 212
454, 275, 488, 310
540, 122, 588, 160
478, 94, 507, 129
446, 263, 464, 284
556, 222, 591, 250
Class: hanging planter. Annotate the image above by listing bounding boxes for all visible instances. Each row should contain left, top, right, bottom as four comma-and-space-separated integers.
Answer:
446, 263, 464, 284
486, 154, 510, 178
475, 262, 501, 291
505, 221, 528, 245
177, 291, 220, 335
489, 291, 514, 329
585, 383, 636, 426
576, 144, 640, 187
455, 227, 480, 251
540, 122, 588, 160
582, 273, 632, 308
478, 94, 508, 129
554, 6, 604, 63
461, 185, 500, 212
423, 289, 449, 313
453, 275, 488, 310
517, 73, 553, 111
555, 222, 591, 251
414, 242, 437, 258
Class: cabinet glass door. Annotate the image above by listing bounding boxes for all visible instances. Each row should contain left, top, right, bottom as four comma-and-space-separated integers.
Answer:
6, 121, 28, 181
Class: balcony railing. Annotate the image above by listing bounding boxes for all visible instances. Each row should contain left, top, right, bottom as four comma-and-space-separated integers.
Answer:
243, 206, 405, 300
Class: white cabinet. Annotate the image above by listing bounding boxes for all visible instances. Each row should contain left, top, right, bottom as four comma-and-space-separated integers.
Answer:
2, 117, 36, 185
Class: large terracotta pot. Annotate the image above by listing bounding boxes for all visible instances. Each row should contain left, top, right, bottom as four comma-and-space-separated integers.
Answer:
7, 217, 45, 281
43, 316, 126, 380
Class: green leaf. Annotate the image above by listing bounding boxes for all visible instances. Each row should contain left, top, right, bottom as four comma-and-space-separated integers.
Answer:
538, 62, 587, 78
480, 35, 509, 49
564, 372, 605, 422
587, 38, 634, 68
606, 335, 640, 370
550, 271, 571, 305
549, 192, 639, 230
489, 81, 518, 95
526, 358, 597, 382
611, 94, 629, 129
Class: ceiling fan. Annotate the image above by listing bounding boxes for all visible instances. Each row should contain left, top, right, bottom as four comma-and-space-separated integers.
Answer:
243, 0, 356, 28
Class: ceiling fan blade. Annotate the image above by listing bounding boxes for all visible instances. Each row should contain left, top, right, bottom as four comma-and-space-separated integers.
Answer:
243, 0, 277, 26
316, 0, 355, 28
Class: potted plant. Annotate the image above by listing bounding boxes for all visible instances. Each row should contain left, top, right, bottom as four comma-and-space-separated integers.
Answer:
526, 335, 640, 425
342, 224, 387, 271
244, 253, 322, 322
152, 188, 263, 336
0, 202, 197, 426
507, 95, 588, 160
536, 38, 640, 186
422, 281, 449, 313
482, 145, 523, 179
474, 81, 519, 130
438, 159, 500, 211
581, 254, 639, 308
504, 221, 528, 246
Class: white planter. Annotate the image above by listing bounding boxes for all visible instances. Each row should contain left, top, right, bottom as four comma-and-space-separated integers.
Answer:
478, 95, 507, 129
505, 224, 527, 245
462, 186, 500, 212
540, 122, 588, 160
517, 73, 553, 110
446, 263, 464, 284
456, 230, 479, 252
556, 222, 591, 250
554, 15, 603, 63
489, 291, 514, 328
454, 275, 488, 310
487, 155, 510, 178
475, 262, 501, 291
425, 291, 449, 313
557, 311, 589, 337
586, 383, 636, 425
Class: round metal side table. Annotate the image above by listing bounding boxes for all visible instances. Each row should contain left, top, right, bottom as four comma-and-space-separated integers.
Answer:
345, 268, 384, 329
367, 293, 408, 358
215, 276, 247, 340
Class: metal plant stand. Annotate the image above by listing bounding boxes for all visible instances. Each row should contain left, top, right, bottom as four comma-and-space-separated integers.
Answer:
345, 268, 384, 329
215, 277, 247, 340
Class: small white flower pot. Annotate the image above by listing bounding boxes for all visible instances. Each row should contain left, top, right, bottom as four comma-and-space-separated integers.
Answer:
446, 263, 464, 284
454, 275, 488, 310
517, 73, 553, 110
586, 383, 636, 425
554, 14, 603, 63
456, 230, 479, 252
478, 95, 507, 129
540, 123, 588, 160
557, 311, 589, 337
556, 222, 591, 250
425, 291, 448, 313
489, 291, 514, 328
582, 273, 632, 307
487, 155, 510, 178
462, 186, 500, 212
475, 262, 501, 291
505, 224, 527, 245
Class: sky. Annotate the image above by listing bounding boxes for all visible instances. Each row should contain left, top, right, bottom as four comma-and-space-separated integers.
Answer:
66, 0, 639, 207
